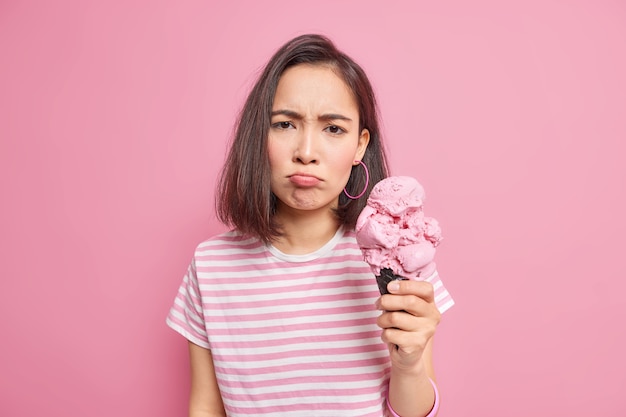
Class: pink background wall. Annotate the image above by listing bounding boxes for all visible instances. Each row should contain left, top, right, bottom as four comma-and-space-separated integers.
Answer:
1, 1, 625, 415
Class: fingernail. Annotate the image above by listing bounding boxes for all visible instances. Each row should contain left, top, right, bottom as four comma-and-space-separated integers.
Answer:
388, 281, 400, 292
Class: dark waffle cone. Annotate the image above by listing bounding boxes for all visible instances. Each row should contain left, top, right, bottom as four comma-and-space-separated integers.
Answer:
375, 268, 407, 295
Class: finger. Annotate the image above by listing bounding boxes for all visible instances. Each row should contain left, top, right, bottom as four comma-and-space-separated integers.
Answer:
381, 327, 431, 355
377, 310, 438, 333
387, 279, 436, 302
378, 293, 433, 317
377, 310, 423, 332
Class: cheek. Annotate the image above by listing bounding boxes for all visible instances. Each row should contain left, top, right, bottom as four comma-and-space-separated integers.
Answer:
266, 139, 284, 168
333, 145, 359, 166
330, 150, 359, 182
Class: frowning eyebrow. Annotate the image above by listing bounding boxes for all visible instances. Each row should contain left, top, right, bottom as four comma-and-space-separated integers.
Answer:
271, 109, 353, 122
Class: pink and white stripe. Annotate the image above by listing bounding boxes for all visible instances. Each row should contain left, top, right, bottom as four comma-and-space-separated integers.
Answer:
167, 228, 454, 416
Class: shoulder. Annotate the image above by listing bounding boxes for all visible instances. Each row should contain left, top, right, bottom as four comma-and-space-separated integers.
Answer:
337, 227, 359, 248
193, 229, 264, 258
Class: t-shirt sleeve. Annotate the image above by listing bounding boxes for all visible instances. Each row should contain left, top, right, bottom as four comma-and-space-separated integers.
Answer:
166, 257, 211, 349
424, 269, 455, 314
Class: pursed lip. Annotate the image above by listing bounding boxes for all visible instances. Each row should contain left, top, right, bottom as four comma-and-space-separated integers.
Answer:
288, 172, 322, 187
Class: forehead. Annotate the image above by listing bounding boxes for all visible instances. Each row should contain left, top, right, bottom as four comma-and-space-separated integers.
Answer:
273, 64, 358, 112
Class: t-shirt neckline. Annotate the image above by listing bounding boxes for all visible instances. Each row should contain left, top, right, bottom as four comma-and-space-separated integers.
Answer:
266, 227, 345, 263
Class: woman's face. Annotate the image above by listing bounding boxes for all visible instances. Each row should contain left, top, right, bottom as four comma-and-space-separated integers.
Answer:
268, 64, 370, 216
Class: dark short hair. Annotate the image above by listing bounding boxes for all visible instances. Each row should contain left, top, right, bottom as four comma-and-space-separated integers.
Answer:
216, 34, 389, 242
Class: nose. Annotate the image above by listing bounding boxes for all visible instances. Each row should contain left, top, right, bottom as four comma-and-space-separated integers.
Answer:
293, 127, 318, 164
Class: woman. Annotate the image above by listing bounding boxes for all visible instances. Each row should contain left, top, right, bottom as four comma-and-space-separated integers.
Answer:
167, 34, 453, 417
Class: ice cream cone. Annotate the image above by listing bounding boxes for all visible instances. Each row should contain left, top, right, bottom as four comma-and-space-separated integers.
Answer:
375, 267, 407, 295
356, 176, 442, 295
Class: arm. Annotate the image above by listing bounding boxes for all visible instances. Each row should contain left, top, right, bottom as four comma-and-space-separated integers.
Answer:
388, 339, 438, 417
376, 280, 442, 417
188, 341, 227, 417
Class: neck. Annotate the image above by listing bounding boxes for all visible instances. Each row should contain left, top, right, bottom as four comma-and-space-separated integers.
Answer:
272, 208, 341, 255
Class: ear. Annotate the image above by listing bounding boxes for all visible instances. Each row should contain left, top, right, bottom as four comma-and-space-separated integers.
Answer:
354, 128, 370, 161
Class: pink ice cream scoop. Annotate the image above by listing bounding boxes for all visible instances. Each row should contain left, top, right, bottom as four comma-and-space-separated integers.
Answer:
355, 176, 442, 294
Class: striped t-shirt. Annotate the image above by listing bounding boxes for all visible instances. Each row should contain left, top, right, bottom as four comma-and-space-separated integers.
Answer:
167, 227, 454, 417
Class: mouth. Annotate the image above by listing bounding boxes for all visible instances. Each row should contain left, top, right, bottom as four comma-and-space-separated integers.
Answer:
288, 173, 321, 187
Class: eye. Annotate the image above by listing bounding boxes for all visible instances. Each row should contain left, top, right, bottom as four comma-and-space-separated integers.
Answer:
325, 125, 346, 135
272, 121, 294, 129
